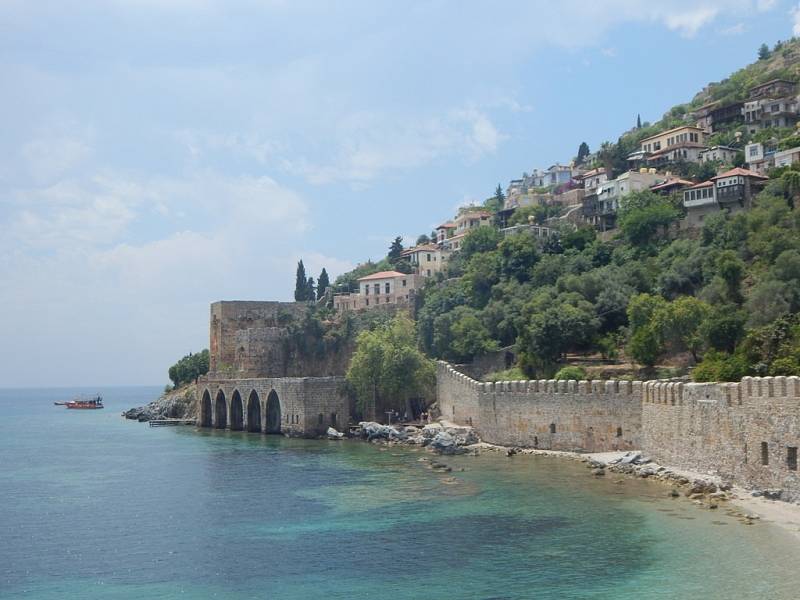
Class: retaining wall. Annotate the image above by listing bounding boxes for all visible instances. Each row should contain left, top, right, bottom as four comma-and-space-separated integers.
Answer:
438, 363, 800, 500
437, 362, 642, 452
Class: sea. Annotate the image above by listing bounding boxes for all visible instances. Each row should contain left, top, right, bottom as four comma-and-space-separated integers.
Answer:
2, 386, 800, 600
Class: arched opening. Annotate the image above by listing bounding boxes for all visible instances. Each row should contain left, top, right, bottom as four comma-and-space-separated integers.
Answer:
616, 427, 623, 438
230, 390, 243, 431
200, 390, 212, 428
214, 390, 227, 429
549, 423, 556, 434
247, 390, 262, 433
266, 390, 281, 434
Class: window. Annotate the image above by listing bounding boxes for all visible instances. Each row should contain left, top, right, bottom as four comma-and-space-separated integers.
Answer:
426, 253, 431, 262
789, 447, 798, 471
772, 103, 780, 113
365, 299, 369, 306
385, 282, 390, 294
761, 442, 769, 466
616, 427, 623, 438
549, 423, 556, 434
364, 285, 369, 296
331, 413, 337, 426
402, 279, 407, 287
427, 270, 431, 277
374, 283, 380, 295
318, 413, 323, 426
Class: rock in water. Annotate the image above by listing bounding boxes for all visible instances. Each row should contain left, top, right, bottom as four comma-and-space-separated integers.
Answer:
326, 427, 344, 440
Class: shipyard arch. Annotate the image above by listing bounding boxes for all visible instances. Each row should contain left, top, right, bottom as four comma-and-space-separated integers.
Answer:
214, 390, 227, 429
266, 390, 281, 434
200, 390, 212, 428
247, 390, 262, 433
230, 390, 244, 431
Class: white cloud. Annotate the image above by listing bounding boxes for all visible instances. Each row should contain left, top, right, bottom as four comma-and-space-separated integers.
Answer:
792, 2, 800, 36
662, 7, 719, 37
284, 107, 506, 186
758, 0, 777, 11
720, 22, 746, 35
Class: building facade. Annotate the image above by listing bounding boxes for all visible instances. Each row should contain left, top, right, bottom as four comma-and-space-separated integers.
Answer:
400, 244, 448, 277
682, 168, 768, 228
632, 125, 709, 167
333, 271, 420, 311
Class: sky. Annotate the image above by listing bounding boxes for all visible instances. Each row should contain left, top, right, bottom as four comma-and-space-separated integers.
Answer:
0, 0, 796, 387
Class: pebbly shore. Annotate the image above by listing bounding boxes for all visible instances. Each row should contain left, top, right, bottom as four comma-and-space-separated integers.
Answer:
349, 419, 800, 537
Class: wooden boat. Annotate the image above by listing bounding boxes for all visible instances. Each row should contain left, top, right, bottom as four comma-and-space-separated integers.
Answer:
55, 396, 104, 410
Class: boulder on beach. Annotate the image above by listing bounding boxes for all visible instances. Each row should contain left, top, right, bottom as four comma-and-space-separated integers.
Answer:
326, 427, 344, 440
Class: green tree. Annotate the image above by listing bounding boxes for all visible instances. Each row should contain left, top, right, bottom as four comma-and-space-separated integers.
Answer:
498, 233, 540, 282
617, 190, 680, 248
306, 277, 316, 301
449, 307, 498, 362
317, 268, 330, 301
168, 350, 210, 389
637, 114, 642, 129
416, 234, 431, 245
651, 296, 710, 362
758, 43, 771, 60
460, 226, 502, 260
626, 293, 668, 367
388, 236, 404, 264
294, 260, 309, 301
716, 250, 745, 303
701, 306, 746, 353
517, 293, 599, 377
494, 183, 505, 205
576, 142, 590, 164
346, 315, 435, 418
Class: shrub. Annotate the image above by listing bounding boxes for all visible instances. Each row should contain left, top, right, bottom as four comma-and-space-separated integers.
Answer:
554, 366, 587, 381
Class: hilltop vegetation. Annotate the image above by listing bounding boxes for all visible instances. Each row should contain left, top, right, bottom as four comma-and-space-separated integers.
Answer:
596, 39, 800, 178
319, 41, 800, 385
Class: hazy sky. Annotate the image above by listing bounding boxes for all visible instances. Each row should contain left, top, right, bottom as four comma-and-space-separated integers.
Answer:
0, 0, 794, 386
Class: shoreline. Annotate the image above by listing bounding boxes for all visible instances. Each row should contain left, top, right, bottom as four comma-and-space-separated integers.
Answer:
461, 443, 800, 541
355, 419, 800, 541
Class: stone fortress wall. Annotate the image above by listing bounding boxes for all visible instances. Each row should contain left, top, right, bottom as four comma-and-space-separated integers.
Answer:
199, 375, 348, 438
438, 362, 800, 500
437, 362, 641, 453
201, 301, 352, 438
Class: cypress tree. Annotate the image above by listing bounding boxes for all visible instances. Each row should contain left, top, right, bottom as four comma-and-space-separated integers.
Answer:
317, 268, 330, 300
637, 114, 642, 129
388, 237, 404, 264
306, 277, 315, 302
294, 260, 308, 301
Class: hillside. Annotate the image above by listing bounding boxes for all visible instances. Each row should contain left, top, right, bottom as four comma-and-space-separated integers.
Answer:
327, 39, 800, 384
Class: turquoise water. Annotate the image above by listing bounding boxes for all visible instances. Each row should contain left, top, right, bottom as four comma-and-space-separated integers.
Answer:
3, 388, 800, 599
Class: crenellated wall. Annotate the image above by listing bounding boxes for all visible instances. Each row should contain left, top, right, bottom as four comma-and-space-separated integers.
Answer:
437, 362, 641, 452
642, 376, 800, 501
438, 363, 800, 500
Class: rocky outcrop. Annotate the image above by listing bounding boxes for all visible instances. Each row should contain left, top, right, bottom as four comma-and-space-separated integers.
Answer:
123, 384, 197, 422
355, 421, 480, 454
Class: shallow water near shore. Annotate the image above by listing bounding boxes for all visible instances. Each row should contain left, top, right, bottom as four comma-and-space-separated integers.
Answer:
3, 387, 800, 600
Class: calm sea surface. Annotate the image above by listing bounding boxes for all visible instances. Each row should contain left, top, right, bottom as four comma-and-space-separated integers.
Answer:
2, 387, 800, 600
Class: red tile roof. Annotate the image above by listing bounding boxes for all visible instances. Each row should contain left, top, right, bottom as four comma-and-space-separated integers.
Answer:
711, 167, 768, 180
357, 270, 410, 281
578, 167, 606, 179
436, 222, 455, 229
650, 178, 694, 191
400, 244, 439, 255
686, 181, 714, 190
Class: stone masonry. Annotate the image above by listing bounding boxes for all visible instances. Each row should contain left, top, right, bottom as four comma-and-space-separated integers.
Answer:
438, 362, 800, 501
201, 300, 352, 437
437, 362, 641, 452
